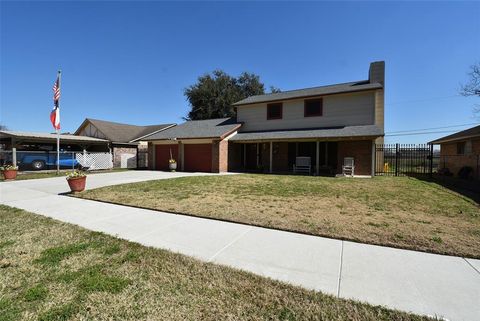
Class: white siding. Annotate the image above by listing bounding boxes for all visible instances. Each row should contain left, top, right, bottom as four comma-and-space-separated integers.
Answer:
237, 91, 376, 132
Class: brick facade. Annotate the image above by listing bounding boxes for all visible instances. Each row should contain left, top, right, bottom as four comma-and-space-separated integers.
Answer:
337, 140, 373, 175
212, 140, 228, 173
439, 138, 480, 179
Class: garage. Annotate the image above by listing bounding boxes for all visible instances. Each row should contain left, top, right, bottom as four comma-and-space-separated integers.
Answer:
155, 144, 178, 170
184, 144, 212, 172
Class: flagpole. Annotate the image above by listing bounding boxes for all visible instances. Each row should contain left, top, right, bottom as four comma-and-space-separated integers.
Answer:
56, 70, 61, 175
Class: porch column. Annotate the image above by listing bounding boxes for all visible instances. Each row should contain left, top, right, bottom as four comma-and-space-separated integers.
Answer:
316, 141, 319, 176
11, 138, 16, 166
269, 141, 273, 173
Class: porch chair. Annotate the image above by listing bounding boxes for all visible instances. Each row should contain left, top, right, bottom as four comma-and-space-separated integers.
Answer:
293, 156, 311, 174
342, 157, 355, 176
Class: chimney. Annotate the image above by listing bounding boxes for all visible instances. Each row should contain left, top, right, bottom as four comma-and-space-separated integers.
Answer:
369, 61, 385, 86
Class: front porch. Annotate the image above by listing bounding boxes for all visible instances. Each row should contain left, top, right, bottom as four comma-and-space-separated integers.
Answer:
228, 140, 375, 176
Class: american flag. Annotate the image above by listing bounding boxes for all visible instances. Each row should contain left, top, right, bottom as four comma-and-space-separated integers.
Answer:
50, 73, 61, 130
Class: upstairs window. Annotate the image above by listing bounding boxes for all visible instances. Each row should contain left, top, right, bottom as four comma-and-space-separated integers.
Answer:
267, 103, 283, 120
304, 98, 323, 117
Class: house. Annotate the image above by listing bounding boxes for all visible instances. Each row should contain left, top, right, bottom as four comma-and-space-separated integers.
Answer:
430, 124, 480, 179
74, 118, 175, 168
142, 61, 385, 176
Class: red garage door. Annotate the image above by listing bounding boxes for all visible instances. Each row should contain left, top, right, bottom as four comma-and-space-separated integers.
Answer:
184, 144, 212, 172
155, 145, 178, 171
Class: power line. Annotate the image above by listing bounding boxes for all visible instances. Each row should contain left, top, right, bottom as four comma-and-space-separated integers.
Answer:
386, 123, 479, 134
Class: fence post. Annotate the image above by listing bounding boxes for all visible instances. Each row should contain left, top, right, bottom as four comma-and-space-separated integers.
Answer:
429, 144, 433, 178
395, 144, 399, 177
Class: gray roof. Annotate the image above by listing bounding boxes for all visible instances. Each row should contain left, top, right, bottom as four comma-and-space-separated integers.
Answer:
229, 125, 384, 142
142, 118, 242, 140
232, 81, 383, 106
430, 125, 480, 144
75, 118, 175, 143
0, 130, 109, 144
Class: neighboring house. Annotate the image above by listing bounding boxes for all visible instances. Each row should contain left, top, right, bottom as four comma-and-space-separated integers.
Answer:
143, 61, 385, 175
75, 118, 174, 168
430, 125, 480, 179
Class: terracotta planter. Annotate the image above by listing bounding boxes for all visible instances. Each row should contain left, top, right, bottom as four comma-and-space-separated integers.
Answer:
2, 170, 17, 180
67, 176, 86, 193
169, 162, 177, 171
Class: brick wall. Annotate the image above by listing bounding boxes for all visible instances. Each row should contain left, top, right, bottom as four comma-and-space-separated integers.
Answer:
212, 139, 228, 173
439, 138, 480, 179
337, 140, 373, 175
113, 146, 137, 168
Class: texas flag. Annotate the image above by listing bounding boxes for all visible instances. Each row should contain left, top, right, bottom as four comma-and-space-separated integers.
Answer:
50, 73, 61, 130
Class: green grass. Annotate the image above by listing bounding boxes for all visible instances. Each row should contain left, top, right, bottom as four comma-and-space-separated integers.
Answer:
77, 174, 480, 258
0, 205, 434, 321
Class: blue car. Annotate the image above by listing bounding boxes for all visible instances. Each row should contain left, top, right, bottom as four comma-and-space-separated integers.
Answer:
19, 152, 80, 170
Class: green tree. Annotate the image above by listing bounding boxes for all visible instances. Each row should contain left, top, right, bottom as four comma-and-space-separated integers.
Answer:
184, 70, 277, 120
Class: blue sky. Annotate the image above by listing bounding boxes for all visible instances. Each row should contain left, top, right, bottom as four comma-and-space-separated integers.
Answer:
1, 1, 479, 143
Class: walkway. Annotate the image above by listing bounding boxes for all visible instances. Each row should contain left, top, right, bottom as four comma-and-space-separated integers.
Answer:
1, 171, 479, 321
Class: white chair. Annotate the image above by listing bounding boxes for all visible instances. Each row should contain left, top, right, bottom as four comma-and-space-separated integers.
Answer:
293, 156, 311, 174
342, 157, 355, 176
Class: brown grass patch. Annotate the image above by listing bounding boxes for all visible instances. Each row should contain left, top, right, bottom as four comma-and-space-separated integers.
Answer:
77, 174, 480, 258
0, 205, 434, 320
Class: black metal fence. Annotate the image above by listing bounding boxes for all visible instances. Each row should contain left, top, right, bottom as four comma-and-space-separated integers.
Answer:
374, 144, 439, 176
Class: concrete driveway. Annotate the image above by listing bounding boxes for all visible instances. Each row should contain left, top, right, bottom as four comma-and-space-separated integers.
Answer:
1, 170, 479, 321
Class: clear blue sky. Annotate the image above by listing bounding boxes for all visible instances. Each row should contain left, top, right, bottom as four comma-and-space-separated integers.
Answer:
1, 1, 479, 143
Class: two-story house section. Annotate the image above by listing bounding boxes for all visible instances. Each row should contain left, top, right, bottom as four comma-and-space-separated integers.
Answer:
143, 61, 385, 176
229, 61, 385, 176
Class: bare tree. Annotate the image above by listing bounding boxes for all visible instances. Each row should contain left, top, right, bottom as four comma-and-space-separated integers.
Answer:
460, 63, 480, 114
0, 124, 8, 131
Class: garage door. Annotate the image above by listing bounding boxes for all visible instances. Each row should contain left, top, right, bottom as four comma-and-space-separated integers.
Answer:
184, 144, 212, 172
155, 145, 178, 171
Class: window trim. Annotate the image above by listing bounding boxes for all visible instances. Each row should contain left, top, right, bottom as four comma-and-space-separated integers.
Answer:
267, 103, 283, 120
304, 98, 323, 117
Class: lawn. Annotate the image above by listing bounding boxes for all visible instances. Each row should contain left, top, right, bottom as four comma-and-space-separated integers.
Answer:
0, 205, 433, 321
0, 168, 130, 181
77, 174, 480, 258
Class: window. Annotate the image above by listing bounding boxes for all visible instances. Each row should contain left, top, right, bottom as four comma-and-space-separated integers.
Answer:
304, 98, 323, 117
457, 142, 466, 155
267, 103, 282, 120
457, 141, 472, 155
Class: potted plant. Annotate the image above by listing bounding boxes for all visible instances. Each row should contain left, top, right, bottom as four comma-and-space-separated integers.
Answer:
66, 170, 87, 193
168, 148, 177, 171
1, 165, 18, 180
169, 159, 177, 171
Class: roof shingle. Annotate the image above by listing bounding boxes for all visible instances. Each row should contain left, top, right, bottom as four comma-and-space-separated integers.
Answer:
141, 118, 241, 140
430, 125, 480, 144
76, 118, 175, 143
229, 125, 384, 141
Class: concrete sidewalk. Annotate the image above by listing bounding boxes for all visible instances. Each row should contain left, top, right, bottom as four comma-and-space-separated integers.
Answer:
1, 171, 479, 321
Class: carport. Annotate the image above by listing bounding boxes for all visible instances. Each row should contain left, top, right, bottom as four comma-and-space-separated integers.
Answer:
0, 130, 110, 169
